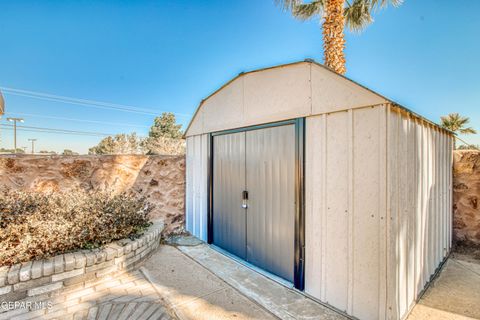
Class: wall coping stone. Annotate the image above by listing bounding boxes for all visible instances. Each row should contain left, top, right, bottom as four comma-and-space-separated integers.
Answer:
0, 220, 163, 306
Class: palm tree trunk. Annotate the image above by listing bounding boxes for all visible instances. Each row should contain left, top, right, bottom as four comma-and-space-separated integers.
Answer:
323, 0, 346, 74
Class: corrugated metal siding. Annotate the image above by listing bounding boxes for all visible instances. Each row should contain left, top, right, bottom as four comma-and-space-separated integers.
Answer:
185, 134, 209, 241
245, 125, 296, 282
305, 104, 452, 320
305, 105, 388, 320
212, 132, 247, 259
386, 106, 453, 320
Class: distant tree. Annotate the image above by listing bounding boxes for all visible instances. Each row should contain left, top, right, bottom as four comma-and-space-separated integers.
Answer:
142, 136, 185, 155
440, 113, 477, 149
148, 112, 183, 139
89, 136, 115, 155
144, 113, 185, 155
62, 149, 79, 155
88, 133, 144, 155
457, 144, 480, 150
88, 113, 185, 155
440, 113, 477, 135
0, 148, 25, 154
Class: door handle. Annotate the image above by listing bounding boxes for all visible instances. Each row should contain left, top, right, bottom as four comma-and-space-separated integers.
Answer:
242, 190, 248, 209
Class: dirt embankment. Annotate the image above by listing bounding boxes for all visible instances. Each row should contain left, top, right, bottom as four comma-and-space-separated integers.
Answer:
453, 150, 480, 246
0, 154, 185, 235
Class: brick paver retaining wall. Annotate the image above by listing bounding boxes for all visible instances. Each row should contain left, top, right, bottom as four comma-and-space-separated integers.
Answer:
0, 221, 163, 318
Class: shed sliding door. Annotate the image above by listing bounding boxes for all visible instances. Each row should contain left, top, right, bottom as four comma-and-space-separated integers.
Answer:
212, 124, 296, 283
212, 131, 247, 259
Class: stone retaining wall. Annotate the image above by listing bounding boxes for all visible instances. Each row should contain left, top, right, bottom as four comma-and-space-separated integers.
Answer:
0, 221, 163, 314
453, 150, 480, 245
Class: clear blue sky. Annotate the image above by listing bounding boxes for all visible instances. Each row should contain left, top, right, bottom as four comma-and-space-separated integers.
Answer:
0, 0, 478, 153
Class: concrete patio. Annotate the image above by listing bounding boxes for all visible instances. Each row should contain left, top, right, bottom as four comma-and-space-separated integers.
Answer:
407, 253, 480, 320
11, 238, 477, 319
141, 237, 480, 320
143, 238, 345, 320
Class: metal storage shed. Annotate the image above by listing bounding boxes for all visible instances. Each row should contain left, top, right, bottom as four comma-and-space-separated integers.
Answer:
184, 60, 453, 320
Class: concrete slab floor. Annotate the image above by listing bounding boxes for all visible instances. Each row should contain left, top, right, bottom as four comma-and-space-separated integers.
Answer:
142, 245, 279, 320
176, 244, 346, 320
145, 240, 480, 320
407, 253, 480, 320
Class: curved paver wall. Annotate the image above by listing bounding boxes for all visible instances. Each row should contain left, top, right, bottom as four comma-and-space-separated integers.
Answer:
453, 150, 480, 245
0, 221, 163, 309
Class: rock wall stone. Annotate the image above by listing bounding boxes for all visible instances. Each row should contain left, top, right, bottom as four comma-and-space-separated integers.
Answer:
453, 150, 480, 245
0, 155, 185, 235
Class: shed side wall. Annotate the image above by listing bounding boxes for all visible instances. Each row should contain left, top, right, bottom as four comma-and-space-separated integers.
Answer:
386, 107, 453, 320
305, 105, 388, 320
186, 134, 209, 241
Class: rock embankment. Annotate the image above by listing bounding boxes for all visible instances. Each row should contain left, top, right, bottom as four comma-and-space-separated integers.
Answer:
453, 150, 480, 245
0, 155, 185, 235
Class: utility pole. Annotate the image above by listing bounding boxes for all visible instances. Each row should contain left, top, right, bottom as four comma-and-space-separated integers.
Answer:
6, 117, 24, 153
0, 91, 5, 149
28, 138, 37, 154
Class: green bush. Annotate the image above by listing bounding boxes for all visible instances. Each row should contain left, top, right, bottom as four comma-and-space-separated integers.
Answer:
0, 188, 153, 266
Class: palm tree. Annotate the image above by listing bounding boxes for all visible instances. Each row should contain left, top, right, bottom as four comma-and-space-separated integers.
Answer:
440, 113, 477, 135
441, 113, 476, 149
276, 0, 402, 74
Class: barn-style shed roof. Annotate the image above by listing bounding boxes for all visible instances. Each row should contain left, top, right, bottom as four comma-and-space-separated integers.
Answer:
185, 60, 451, 137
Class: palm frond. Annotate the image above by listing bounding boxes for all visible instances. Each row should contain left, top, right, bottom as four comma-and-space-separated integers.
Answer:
440, 113, 477, 135
460, 127, 477, 135
344, 0, 402, 32
344, 0, 373, 32
292, 1, 325, 21
370, 0, 403, 10
274, 0, 301, 12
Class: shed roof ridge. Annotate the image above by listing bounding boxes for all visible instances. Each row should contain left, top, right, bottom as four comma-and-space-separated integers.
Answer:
184, 60, 452, 137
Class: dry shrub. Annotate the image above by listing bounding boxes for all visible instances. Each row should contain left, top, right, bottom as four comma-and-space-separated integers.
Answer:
144, 137, 185, 155
0, 188, 153, 266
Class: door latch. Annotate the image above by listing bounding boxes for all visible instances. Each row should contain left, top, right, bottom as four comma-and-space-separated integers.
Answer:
242, 190, 248, 209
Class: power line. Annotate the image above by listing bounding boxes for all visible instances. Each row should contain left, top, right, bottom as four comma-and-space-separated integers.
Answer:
2, 90, 159, 116
455, 135, 475, 146
2, 123, 113, 137
4, 112, 151, 129
0, 86, 192, 117
1, 127, 107, 137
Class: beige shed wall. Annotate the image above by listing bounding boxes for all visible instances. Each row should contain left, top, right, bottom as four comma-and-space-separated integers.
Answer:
185, 62, 387, 137
185, 134, 209, 241
305, 105, 453, 320
386, 107, 453, 320
305, 105, 388, 320
310, 65, 386, 114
